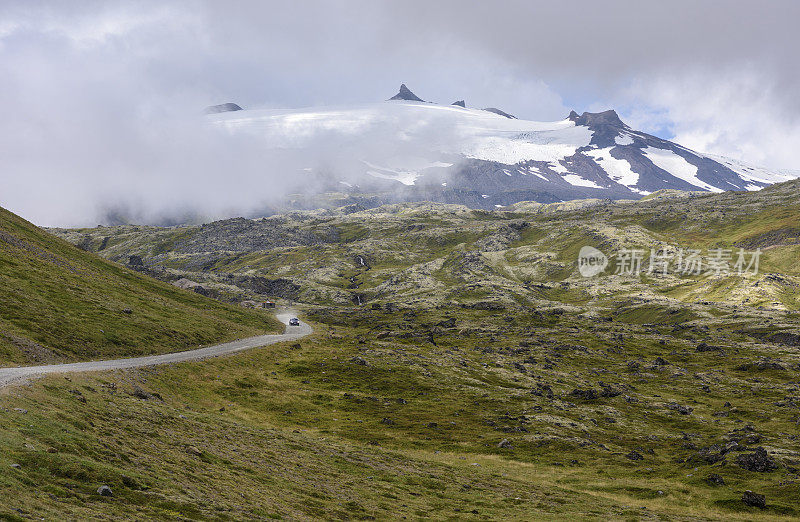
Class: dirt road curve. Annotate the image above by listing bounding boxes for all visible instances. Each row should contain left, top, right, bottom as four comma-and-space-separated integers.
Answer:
0, 312, 311, 387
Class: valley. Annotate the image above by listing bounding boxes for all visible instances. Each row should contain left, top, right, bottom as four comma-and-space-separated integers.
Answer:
1, 179, 794, 519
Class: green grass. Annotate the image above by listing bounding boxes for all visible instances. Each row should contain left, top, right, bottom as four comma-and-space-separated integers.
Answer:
1, 305, 797, 520
8, 182, 800, 519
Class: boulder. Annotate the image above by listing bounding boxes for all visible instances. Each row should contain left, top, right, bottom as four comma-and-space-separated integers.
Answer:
570, 388, 599, 400
736, 447, 777, 472
742, 490, 766, 508
350, 356, 368, 366
97, 485, 113, 497
625, 450, 644, 461
186, 445, 203, 457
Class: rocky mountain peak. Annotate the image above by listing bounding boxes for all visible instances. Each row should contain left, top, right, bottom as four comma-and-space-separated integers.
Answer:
389, 84, 425, 102
205, 102, 243, 114
569, 109, 625, 128
452, 100, 466, 107
482, 107, 516, 119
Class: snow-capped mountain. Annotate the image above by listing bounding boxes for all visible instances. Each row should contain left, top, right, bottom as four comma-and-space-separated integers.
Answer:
206, 85, 797, 209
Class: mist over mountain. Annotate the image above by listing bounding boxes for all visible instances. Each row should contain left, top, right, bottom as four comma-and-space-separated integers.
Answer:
195, 85, 796, 218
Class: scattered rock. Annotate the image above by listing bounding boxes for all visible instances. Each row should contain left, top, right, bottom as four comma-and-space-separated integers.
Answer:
742, 490, 766, 508
736, 359, 785, 371
132, 386, 152, 400
706, 473, 725, 486
696, 342, 721, 352
570, 388, 599, 400
10, 463, 21, 470
736, 447, 777, 472
350, 356, 368, 366
666, 403, 693, 415
599, 384, 621, 398
498, 439, 513, 448
626, 450, 644, 461
653, 357, 670, 366
691, 444, 727, 465
436, 317, 456, 328
97, 485, 113, 497
185, 445, 203, 457
531, 383, 554, 399
765, 331, 800, 347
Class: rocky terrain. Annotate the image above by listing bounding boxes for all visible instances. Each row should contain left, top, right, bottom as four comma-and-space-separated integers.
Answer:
3, 180, 796, 519
55, 178, 800, 313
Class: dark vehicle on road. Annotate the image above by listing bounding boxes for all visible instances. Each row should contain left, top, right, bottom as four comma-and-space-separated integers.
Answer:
288, 318, 300, 326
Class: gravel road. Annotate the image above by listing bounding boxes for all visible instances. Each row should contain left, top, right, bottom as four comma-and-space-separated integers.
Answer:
0, 311, 311, 387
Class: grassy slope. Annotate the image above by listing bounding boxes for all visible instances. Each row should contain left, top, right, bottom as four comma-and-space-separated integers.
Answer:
4, 183, 800, 519
0, 207, 280, 364
0, 307, 797, 520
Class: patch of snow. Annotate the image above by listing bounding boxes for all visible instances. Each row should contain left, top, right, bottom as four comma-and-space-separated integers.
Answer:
361, 159, 453, 186
704, 153, 799, 185
562, 174, 603, 189
527, 166, 548, 180
549, 161, 569, 174
502, 169, 512, 176
643, 147, 723, 192
441, 182, 447, 187
462, 123, 592, 165
615, 133, 634, 146
363, 161, 420, 185
585, 147, 646, 194
481, 194, 490, 198
338, 181, 352, 188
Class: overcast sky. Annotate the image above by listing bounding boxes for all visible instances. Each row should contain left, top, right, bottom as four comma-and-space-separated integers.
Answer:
1, 0, 799, 225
